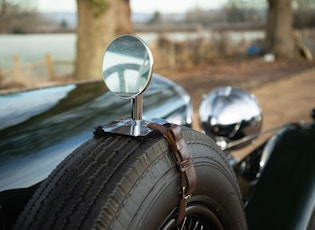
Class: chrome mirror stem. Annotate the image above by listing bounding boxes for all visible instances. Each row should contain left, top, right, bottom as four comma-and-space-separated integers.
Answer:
131, 95, 143, 121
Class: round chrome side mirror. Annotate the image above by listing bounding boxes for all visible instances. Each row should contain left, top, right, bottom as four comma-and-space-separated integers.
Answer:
102, 34, 154, 121
102, 34, 166, 136
199, 87, 263, 150
102, 35, 153, 99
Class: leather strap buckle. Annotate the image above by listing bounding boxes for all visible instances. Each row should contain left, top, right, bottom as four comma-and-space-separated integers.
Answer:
182, 186, 192, 200
147, 123, 197, 225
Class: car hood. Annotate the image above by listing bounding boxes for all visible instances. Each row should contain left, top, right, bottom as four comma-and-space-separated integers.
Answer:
0, 74, 192, 191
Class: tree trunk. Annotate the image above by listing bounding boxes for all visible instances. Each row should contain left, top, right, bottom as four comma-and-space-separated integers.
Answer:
0, 0, 8, 34
265, 0, 296, 60
75, 0, 134, 80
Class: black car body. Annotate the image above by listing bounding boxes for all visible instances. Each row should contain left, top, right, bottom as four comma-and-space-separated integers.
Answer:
0, 74, 193, 228
1, 76, 314, 229
237, 122, 315, 229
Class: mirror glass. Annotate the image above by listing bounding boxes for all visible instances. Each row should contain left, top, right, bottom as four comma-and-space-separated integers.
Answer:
102, 35, 153, 98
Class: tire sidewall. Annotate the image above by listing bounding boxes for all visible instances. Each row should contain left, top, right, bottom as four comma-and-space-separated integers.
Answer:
107, 130, 246, 229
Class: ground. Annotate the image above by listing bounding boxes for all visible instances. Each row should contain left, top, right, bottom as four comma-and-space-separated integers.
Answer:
161, 58, 315, 159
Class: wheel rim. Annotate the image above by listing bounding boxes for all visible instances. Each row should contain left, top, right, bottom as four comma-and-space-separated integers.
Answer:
161, 202, 225, 230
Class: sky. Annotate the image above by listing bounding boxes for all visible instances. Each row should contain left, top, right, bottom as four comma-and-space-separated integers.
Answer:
37, 0, 228, 14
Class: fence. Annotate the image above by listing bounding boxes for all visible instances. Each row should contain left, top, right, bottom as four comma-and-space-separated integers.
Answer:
150, 28, 315, 72
150, 33, 252, 72
0, 54, 74, 89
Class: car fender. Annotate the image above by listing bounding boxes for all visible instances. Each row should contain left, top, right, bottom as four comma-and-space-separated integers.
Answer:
0, 75, 193, 228
245, 123, 315, 229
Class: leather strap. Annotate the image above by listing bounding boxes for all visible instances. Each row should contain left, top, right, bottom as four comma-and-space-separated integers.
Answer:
147, 123, 197, 225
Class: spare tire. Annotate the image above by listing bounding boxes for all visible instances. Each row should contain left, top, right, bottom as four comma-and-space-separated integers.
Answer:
14, 126, 247, 230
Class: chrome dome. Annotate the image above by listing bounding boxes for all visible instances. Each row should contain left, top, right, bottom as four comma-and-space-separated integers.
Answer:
199, 86, 263, 150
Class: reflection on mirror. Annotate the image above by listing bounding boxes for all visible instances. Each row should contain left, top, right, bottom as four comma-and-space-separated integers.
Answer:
102, 35, 153, 99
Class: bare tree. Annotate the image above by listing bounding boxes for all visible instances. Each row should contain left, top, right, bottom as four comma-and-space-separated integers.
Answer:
75, 0, 134, 80
293, 0, 315, 28
265, 0, 297, 60
0, 0, 8, 33
0, 0, 39, 34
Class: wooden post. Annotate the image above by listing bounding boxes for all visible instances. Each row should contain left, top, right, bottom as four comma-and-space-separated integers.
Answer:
13, 55, 20, 82
45, 54, 55, 80
169, 41, 176, 69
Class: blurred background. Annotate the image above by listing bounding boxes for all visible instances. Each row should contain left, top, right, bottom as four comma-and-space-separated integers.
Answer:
0, 0, 314, 89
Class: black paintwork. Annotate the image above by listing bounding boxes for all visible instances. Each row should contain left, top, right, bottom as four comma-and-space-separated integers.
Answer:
0, 73, 314, 230
0, 75, 192, 228
236, 123, 315, 229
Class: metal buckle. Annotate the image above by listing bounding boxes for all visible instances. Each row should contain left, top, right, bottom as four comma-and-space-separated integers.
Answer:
182, 186, 192, 200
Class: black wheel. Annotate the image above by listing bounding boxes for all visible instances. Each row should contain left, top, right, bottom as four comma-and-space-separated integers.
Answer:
14, 127, 247, 230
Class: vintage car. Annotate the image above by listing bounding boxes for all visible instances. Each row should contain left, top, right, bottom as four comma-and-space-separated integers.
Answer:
0, 35, 314, 230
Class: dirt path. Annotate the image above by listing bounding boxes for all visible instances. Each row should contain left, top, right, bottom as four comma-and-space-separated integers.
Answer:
231, 67, 315, 159
252, 67, 315, 129
163, 58, 315, 159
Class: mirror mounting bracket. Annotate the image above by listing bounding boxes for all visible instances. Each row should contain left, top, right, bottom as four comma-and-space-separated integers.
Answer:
103, 94, 168, 136
102, 117, 167, 137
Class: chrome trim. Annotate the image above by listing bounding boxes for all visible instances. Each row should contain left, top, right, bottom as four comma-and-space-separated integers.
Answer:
199, 86, 263, 150
132, 94, 143, 121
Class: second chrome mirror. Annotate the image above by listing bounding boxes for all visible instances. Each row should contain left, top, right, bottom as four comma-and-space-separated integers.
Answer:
199, 87, 263, 151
